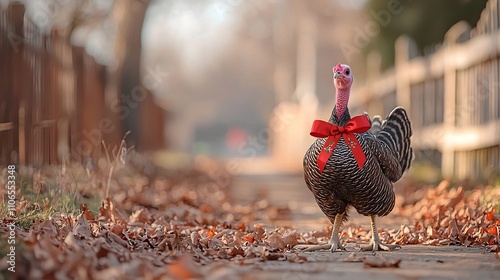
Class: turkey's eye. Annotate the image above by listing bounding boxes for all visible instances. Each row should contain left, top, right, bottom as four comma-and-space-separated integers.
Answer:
345, 69, 350, 75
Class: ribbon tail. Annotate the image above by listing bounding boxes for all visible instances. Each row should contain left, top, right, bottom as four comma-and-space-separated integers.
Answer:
355, 151, 366, 170
316, 156, 327, 173
343, 133, 367, 170
316, 135, 339, 173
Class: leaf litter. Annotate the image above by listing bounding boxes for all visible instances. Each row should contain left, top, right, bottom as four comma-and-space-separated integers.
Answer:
1, 158, 500, 278
0, 158, 304, 279
391, 180, 500, 249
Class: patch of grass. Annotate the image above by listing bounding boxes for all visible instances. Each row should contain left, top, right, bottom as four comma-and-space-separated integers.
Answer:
1, 138, 137, 230
1, 166, 104, 229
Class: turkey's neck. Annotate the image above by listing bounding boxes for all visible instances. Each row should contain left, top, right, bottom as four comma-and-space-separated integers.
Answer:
335, 87, 350, 121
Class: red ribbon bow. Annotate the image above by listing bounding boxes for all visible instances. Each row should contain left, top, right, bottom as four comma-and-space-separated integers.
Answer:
310, 115, 371, 173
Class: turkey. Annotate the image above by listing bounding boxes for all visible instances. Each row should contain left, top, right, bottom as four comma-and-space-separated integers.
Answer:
303, 63, 413, 252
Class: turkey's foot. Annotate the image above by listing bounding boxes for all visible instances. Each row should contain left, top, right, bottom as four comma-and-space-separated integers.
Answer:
361, 215, 401, 251
359, 240, 400, 252
303, 241, 346, 252
303, 212, 346, 253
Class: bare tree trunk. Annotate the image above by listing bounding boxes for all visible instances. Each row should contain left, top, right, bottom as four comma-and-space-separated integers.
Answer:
272, 1, 294, 104
108, 0, 151, 149
294, 1, 317, 106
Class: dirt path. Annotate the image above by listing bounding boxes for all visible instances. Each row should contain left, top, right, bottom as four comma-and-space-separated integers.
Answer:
230, 174, 500, 280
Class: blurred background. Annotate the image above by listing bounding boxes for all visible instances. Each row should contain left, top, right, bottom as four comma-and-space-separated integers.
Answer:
1, 0, 498, 182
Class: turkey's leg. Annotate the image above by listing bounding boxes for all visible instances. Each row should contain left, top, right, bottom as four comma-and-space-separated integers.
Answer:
304, 212, 345, 252
360, 215, 400, 251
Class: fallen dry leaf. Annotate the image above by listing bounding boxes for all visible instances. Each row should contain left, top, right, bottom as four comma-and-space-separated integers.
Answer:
363, 253, 401, 268
168, 254, 203, 279
80, 204, 95, 220
342, 252, 365, 263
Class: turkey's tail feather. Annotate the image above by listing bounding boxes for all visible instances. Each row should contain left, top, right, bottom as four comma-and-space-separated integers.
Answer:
369, 115, 384, 135
375, 107, 413, 172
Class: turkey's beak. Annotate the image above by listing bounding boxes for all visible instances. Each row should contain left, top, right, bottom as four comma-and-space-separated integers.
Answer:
334, 72, 341, 79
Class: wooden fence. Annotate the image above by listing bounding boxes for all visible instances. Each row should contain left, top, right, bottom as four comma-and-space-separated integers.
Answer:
0, 3, 165, 167
350, 0, 500, 179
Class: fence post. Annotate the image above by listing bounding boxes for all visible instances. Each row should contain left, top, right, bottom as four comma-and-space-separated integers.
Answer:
442, 21, 471, 178
394, 36, 416, 117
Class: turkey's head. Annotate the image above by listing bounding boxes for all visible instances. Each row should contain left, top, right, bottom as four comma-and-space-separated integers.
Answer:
333, 63, 353, 90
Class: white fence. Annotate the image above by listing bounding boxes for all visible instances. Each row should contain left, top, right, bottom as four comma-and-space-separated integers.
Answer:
350, 0, 500, 179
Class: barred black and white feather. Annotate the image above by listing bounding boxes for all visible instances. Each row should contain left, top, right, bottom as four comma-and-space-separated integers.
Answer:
373, 107, 413, 174
303, 106, 412, 224
369, 115, 383, 135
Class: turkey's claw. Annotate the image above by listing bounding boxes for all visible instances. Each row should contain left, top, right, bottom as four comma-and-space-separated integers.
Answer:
303, 213, 346, 253
361, 215, 401, 252
360, 240, 400, 252
330, 241, 347, 252
303, 241, 346, 252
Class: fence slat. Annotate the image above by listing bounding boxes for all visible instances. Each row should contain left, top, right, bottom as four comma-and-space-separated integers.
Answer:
356, 0, 500, 179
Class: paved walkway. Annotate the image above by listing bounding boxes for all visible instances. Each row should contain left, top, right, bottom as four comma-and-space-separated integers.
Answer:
229, 174, 500, 280
230, 174, 410, 229
228, 245, 499, 280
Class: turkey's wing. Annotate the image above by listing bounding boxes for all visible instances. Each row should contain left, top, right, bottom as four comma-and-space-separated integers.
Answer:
366, 137, 402, 182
